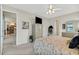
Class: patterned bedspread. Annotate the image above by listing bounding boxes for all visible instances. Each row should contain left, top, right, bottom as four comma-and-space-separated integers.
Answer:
33, 35, 78, 55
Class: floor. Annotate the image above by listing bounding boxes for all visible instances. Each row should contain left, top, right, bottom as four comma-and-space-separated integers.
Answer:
3, 43, 34, 55
0, 34, 34, 55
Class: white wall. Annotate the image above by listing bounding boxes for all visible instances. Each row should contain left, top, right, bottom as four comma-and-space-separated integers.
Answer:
2, 5, 35, 45
54, 12, 79, 36
2, 5, 55, 45
42, 18, 56, 37
16, 11, 35, 45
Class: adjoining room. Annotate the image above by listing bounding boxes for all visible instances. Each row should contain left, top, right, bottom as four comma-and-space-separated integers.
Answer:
3, 11, 16, 54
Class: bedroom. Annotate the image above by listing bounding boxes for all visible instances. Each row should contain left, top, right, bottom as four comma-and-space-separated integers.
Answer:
0, 4, 79, 55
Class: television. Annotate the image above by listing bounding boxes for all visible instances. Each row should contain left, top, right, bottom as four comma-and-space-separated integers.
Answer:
35, 17, 42, 24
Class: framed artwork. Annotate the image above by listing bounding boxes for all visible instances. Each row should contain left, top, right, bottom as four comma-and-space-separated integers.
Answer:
22, 21, 29, 29
62, 24, 65, 29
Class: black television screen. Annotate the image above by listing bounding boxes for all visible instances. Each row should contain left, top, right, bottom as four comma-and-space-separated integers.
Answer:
35, 17, 42, 24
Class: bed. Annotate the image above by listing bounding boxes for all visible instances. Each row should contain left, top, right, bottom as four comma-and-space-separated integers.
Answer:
33, 35, 79, 55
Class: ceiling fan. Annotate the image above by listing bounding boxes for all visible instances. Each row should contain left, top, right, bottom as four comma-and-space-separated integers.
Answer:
46, 4, 61, 14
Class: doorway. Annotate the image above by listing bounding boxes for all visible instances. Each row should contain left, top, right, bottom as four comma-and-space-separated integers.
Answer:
3, 11, 16, 54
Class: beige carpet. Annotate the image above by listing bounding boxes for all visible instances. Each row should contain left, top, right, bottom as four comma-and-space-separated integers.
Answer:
3, 43, 34, 55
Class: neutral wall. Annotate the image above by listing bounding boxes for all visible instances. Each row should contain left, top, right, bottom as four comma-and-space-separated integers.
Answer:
42, 18, 56, 37
54, 12, 79, 36
2, 5, 55, 45
2, 5, 35, 45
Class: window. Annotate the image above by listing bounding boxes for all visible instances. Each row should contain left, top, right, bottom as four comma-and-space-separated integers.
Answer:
67, 22, 73, 32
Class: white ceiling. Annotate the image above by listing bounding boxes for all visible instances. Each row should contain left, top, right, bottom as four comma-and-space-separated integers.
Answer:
7, 4, 79, 19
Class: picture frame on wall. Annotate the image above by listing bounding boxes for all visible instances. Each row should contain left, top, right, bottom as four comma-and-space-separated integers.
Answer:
22, 21, 29, 29
62, 24, 65, 29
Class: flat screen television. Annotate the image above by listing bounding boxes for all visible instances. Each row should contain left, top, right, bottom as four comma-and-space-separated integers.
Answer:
35, 17, 42, 24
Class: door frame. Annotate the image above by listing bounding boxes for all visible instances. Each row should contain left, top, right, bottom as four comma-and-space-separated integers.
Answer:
1, 9, 17, 54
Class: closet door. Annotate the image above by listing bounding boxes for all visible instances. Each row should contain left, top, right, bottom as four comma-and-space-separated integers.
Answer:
32, 24, 43, 40
35, 24, 42, 39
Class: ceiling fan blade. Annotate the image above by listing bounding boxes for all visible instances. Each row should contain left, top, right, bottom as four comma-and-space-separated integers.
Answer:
49, 4, 53, 9
47, 4, 62, 14
53, 8, 61, 10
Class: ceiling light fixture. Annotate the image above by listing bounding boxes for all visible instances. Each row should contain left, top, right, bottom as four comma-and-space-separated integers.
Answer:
46, 4, 61, 15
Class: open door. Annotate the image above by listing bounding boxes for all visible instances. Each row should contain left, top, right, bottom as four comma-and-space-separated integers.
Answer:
3, 11, 16, 54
